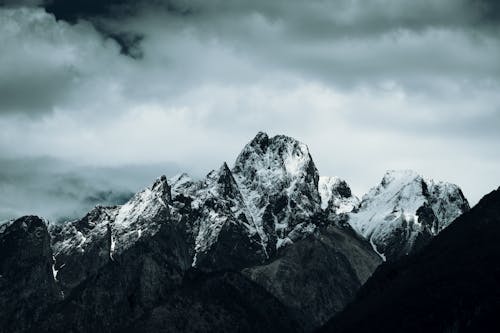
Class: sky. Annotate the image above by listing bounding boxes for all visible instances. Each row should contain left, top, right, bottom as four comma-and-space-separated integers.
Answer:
0, 0, 499, 221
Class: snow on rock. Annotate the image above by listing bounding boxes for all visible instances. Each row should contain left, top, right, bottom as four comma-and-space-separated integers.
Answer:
348, 170, 469, 261
110, 175, 170, 256
319, 176, 360, 214
50, 205, 117, 258
48, 133, 470, 274
231, 132, 322, 252
426, 179, 470, 232
168, 162, 269, 269
50, 175, 172, 266
49, 133, 357, 271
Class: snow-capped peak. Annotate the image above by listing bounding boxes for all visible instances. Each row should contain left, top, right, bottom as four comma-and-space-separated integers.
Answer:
233, 132, 317, 181
348, 169, 469, 261
377, 169, 421, 192
231, 132, 321, 250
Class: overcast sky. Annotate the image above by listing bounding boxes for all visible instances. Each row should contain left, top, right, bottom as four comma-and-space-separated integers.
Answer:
0, 0, 499, 221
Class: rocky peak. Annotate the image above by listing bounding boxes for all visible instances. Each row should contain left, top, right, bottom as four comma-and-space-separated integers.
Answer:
169, 173, 199, 200
232, 132, 322, 251
214, 162, 241, 198
233, 132, 318, 183
318, 176, 359, 214
380, 169, 420, 185
151, 174, 172, 203
348, 170, 469, 262
0, 216, 51, 263
249, 131, 270, 152
426, 180, 470, 232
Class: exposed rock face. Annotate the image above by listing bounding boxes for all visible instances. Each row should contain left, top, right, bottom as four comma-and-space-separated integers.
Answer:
318, 187, 500, 333
232, 132, 323, 254
0, 216, 60, 332
169, 163, 268, 271
347, 170, 469, 262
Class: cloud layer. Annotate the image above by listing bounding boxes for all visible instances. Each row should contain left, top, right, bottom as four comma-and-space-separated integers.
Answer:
0, 1, 499, 220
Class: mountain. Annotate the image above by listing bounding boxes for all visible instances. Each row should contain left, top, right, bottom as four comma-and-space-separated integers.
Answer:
0, 132, 472, 333
318, 186, 500, 333
347, 169, 469, 262
0, 132, 382, 333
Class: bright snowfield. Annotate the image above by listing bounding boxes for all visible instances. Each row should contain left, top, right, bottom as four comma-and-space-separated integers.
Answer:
48, 132, 469, 269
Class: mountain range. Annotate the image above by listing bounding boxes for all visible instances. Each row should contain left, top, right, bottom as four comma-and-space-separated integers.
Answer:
1, 132, 495, 333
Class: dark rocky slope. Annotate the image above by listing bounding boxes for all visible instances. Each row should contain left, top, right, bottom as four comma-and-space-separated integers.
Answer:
318, 186, 500, 333
243, 224, 380, 332
0, 216, 61, 332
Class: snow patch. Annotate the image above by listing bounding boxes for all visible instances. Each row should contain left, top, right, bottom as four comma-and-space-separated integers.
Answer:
369, 236, 386, 262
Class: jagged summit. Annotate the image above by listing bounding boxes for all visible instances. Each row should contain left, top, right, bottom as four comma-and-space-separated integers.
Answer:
233, 132, 318, 179
348, 169, 469, 262
48, 135, 470, 271
232, 132, 322, 252
0, 132, 476, 333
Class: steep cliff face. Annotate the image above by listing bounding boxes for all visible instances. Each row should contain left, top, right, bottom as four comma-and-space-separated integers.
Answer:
347, 170, 469, 262
0, 216, 60, 332
232, 132, 323, 254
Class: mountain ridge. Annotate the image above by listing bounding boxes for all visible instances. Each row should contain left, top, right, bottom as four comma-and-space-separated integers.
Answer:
0, 132, 473, 333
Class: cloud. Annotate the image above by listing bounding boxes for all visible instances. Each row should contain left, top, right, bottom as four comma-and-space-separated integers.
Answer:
0, 8, 129, 116
0, 156, 184, 222
0, 1, 499, 216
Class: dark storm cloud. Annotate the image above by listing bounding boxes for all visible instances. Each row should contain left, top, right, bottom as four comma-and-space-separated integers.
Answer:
44, 0, 144, 57
42, 0, 500, 38
47, 0, 499, 88
472, 0, 500, 23
0, 0, 44, 6
106, 31, 144, 58
5, 0, 496, 59
41, 0, 192, 57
